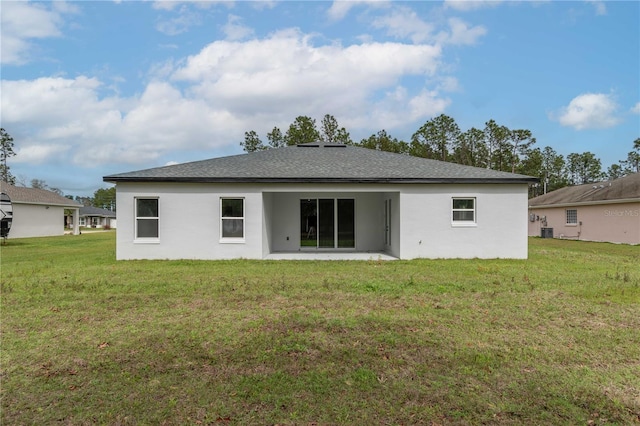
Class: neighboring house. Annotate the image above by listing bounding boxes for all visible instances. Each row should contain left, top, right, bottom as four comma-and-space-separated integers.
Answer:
0, 181, 81, 238
528, 172, 640, 245
103, 142, 537, 260
78, 206, 117, 229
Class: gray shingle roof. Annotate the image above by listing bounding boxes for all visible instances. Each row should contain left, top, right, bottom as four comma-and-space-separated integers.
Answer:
0, 181, 81, 207
80, 206, 116, 217
529, 172, 640, 207
104, 143, 537, 184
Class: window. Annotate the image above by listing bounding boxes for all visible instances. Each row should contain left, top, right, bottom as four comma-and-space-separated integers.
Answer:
566, 209, 577, 225
136, 198, 159, 239
452, 198, 476, 224
221, 198, 244, 240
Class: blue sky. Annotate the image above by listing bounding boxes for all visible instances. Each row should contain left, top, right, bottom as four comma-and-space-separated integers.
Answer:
1, 0, 638, 196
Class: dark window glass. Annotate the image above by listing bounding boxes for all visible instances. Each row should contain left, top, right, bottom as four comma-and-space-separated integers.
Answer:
453, 199, 474, 210
222, 199, 243, 217
136, 198, 159, 238
137, 199, 158, 217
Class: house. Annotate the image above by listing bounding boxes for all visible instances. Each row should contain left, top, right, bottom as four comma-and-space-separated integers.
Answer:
528, 172, 640, 245
103, 143, 537, 260
78, 206, 117, 229
0, 181, 81, 238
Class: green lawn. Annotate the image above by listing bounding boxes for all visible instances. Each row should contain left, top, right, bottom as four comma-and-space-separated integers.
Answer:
1, 233, 639, 425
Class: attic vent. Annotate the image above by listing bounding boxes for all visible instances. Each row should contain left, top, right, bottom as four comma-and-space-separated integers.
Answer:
298, 144, 320, 148
324, 144, 347, 148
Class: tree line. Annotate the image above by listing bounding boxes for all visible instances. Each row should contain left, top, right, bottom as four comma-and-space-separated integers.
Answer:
1, 121, 638, 203
242, 114, 640, 198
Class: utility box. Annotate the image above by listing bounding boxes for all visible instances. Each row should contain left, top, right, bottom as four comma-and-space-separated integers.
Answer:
541, 227, 553, 238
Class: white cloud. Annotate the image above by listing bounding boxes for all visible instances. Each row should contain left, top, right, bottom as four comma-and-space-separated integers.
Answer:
442, 17, 487, 45
443, 0, 503, 11
631, 102, 640, 115
2, 29, 452, 168
586, 0, 607, 16
0, 1, 76, 65
152, 1, 226, 12
371, 8, 485, 46
371, 6, 434, 43
156, 6, 202, 35
554, 93, 621, 130
222, 14, 254, 41
327, 1, 389, 21
171, 29, 443, 119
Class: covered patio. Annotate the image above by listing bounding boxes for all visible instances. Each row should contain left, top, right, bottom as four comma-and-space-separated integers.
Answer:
264, 251, 398, 261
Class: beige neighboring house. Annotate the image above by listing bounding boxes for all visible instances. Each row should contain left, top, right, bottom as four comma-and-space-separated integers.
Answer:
0, 181, 81, 238
528, 173, 640, 245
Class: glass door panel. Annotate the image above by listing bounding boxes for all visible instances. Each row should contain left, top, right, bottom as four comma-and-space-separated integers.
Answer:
300, 199, 317, 247
337, 199, 355, 248
318, 199, 335, 248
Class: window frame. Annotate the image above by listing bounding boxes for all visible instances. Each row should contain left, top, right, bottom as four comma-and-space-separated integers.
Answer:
451, 197, 477, 227
565, 209, 578, 226
134, 197, 160, 243
220, 197, 245, 243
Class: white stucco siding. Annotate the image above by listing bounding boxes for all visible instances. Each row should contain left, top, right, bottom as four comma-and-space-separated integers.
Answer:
398, 184, 529, 259
9, 203, 66, 238
115, 182, 264, 260
114, 182, 528, 260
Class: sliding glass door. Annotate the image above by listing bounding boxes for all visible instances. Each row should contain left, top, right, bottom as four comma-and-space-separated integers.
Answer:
300, 199, 354, 249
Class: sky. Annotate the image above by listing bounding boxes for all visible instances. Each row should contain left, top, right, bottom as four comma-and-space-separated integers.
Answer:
1, 0, 639, 197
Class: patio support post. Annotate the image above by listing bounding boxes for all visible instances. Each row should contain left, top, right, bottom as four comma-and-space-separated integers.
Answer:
73, 208, 80, 235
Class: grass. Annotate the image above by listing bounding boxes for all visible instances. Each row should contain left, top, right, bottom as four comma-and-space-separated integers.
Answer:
1, 233, 639, 425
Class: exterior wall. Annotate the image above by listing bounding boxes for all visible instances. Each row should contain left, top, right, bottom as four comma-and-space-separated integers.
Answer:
114, 182, 529, 260
9, 203, 66, 238
399, 184, 529, 259
528, 201, 640, 245
115, 182, 264, 260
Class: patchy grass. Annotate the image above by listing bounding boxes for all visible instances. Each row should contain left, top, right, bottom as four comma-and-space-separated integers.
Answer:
1, 234, 639, 425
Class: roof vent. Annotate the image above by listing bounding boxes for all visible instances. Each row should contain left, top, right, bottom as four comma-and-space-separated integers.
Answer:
297, 144, 320, 148
324, 144, 347, 148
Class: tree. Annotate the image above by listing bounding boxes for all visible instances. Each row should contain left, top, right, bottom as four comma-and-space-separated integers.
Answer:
0, 128, 16, 184
508, 129, 536, 173
518, 147, 544, 197
266, 127, 286, 149
31, 179, 48, 189
320, 114, 353, 145
240, 130, 266, 153
607, 163, 624, 180
94, 187, 116, 211
620, 138, 640, 175
451, 127, 488, 168
358, 130, 408, 154
284, 116, 320, 145
483, 120, 511, 171
411, 114, 460, 162
566, 152, 604, 185
540, 146, 567, 193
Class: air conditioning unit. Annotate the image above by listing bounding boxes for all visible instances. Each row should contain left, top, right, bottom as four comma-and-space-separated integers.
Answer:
540, 227, 553, 239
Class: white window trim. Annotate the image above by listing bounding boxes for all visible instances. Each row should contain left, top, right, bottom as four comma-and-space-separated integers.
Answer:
134, 197, 160, 244
451, 197, 477, 227
220, 197, 245, 243
566, 209, 578, 226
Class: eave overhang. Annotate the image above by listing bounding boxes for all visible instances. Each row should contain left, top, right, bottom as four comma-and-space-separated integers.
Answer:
529, 198, 640, 209
103, 176, 539, 185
